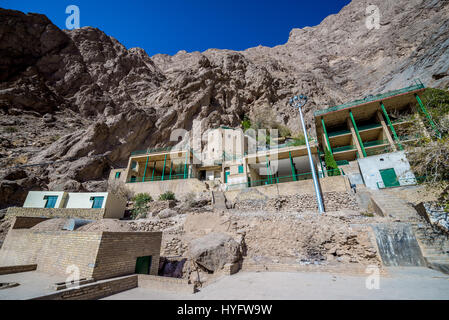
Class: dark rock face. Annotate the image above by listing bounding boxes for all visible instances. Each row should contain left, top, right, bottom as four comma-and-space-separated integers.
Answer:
0, 1, 448, 207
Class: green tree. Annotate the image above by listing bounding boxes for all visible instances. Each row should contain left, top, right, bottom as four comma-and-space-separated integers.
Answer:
159, 191, 176, 201
131, 193, 152, 219
324, 147, 340, 176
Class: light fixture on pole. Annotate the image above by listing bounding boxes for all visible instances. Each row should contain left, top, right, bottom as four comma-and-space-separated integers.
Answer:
289, 94, 325, 214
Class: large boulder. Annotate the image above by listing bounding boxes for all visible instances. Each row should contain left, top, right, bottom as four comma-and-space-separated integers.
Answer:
189, 232, 242, 272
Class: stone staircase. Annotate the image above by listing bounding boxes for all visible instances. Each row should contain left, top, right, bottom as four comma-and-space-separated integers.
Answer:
412, 222, 449, 274
212, 191, 229, 210
369, 190, 418, 220
368, 188, 449, 274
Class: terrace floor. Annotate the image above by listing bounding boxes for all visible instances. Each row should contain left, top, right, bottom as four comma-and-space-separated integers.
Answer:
0, 271, 65, 300
104, 267, 449, 300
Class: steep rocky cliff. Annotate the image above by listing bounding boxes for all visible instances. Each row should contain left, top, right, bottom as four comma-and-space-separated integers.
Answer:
0, 0, 448, 208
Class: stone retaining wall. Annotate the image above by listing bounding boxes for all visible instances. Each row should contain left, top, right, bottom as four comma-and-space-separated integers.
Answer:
137, 274, 195, 293
234, 191, 359, 212
6, 207, 105, 220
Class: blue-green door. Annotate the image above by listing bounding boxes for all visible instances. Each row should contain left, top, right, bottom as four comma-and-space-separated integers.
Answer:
225, 171, 230, 184
380, 168, 400, 188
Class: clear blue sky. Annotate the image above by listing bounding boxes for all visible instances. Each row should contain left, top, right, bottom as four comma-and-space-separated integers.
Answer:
2, 0, 351, 56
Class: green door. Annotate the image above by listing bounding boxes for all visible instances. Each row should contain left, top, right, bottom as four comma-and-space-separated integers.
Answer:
135, 256, 152, 275
379, 168, 400, 188
225, 171, 230, 184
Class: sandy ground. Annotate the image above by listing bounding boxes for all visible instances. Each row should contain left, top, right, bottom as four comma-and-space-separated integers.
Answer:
104, 267, 449, 300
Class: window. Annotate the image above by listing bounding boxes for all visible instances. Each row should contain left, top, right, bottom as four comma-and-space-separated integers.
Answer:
238, 165, 244, 174
130, 176, 137, 183
91, 196, 104, 209
115, 172, 121, 179
44, 196, 58, 208
131, 161, 137, 169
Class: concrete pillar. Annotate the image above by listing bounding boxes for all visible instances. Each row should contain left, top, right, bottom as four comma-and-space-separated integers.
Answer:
347, 118, 364, 158
322, 132, 331, 152
377, 111, 397, 152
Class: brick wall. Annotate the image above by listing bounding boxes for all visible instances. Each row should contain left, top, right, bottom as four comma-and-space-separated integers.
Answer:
137, 274, 195, 293
0, 230, 162, 281
93, 232, 162, 280
11, 217, 50, 229
6, 207, 105, 220
32, 275, 138, 300
0, 230, 102, 279
0, 264, 37, 275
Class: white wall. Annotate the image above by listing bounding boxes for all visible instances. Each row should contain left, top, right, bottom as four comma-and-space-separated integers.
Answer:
357, 151, 416, 190
23, 191, 66, 208
65, 192, 109, 209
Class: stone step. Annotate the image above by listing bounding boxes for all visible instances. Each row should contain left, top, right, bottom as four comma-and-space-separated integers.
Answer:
421, 248, 445, 255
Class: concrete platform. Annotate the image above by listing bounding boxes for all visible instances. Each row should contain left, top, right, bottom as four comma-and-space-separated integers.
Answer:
0, 271, 66, 300
104, 267, 449, 300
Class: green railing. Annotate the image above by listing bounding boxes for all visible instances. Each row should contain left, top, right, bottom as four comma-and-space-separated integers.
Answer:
365, 146, 392, 156
328, 130, 351, 137
226, 169, 342, 191
336, 160, 350, 166
363, 139, 389, 148
358, 123, 382, 131
131, 147, 175, 156
127, 173, 186, 183
314, 80, 425, 117
332, 145, 356, 153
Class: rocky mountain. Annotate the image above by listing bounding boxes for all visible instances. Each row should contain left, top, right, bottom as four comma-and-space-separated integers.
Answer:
0, 0, 448, 208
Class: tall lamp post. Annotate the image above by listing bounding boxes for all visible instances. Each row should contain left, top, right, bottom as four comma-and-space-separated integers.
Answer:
289, 95, 325, 214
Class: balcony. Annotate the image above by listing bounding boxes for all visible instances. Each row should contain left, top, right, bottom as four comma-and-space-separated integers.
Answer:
363, 139, 389, 148
332, 145, 356, 153
328, 129, 351, 138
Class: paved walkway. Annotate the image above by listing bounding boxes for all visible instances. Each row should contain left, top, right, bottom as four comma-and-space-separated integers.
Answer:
104, 267, 449, 300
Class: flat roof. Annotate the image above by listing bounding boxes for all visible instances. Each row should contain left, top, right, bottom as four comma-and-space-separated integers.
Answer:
314, 80, 425, 117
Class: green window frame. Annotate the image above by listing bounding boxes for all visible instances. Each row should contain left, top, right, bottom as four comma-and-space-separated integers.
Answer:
91, 196, 105, 209
44, 195, 58, 208
115, 172, 121, 179
238, 165, 244, 174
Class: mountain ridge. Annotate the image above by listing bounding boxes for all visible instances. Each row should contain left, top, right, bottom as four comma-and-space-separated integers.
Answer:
0, 0, 448, 208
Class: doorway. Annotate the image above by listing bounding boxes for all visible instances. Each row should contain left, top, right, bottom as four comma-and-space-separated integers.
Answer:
135, 256, 152, 275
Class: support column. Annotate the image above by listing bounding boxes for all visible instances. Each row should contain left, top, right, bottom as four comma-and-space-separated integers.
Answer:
265, 155, 272, 184
415, 94, 441, 138
321, 118, 332, 153
376, 111, 397, 152
151, 161, 156, 181
289, 151, 297, 181
380, 102, 403, 150
184, 151, 188, 179
142, 157, 149, 182
161, 154, 167, 181
347, 116, 365, 158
